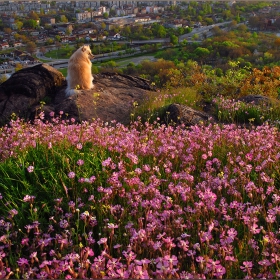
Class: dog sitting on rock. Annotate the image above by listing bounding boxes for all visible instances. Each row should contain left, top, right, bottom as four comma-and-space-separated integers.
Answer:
65, 45, 95, 97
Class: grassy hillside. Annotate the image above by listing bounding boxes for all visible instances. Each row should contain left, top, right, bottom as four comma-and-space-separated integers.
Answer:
0, 112, 279, 279
0, 29, 280, 278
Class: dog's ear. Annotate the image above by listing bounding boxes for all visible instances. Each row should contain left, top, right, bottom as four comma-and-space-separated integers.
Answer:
82, 46, 86, 52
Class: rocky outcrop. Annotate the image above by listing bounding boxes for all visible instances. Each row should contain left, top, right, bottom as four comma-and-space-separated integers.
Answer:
0, 64, 221, 127
0, 64, 154, 126
237, 95, 272, 106
0, 64, 65, 124
52, 72, 153, 125
165, 103, 211, 126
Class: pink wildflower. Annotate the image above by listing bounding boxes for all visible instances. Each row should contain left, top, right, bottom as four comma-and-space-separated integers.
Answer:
68, 171, 75, 179
27, 166, 34, 173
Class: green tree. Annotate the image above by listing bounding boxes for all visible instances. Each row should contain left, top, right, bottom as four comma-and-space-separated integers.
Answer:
123, 62, 137, 76
15, 21, 23, 30
110, 9, 116, 17
177, 27, 185, 36
55, 35, 61, 42
28, 11, 39, 20
236, 24, 248, 33
65, 27, 72, 36
223, 10, 232, 20
248, 16, 261, 30
185, 27, 192, 34
236, 13, 241, 23
170, 34, 179, 46
197, 15, 202, 23
215, 68, 223, 77
103, 12, 109, 19
46, 38, 54, 45
26, 41, 37, 55
180, 39, 188, 46
274, 38, 280, 50
111, 26, 121, 34
139, 59, 176, 87
100, 60, 117, 72
100, 22, 106, 30
264, 52, 273, 62
0, 75, 8, 85
19, 34, 28, 43
55, 15, 61, 23
252, 32, 258, 39
15, 63, 23, 72
205, 2, 212, 13
192, 33, 199, 40
122, 26, 131, 38
194, 47, 210, 63
132, 25, 144, 38
211, 26, 223, 36
152, 23, 166, 38
205, 18, 214, 26
23, 19, 38, 29
229, 20, 238, 29
188, 6, 196, 16
39, 46, 46, 55
13, 33, 20, 40
4, 27, 12, 35
61, 15, 68, 23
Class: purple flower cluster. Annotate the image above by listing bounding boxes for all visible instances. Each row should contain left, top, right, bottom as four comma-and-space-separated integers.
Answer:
0, 114, 280, 278
212, 96, 267, 124
213, 96, 245, 112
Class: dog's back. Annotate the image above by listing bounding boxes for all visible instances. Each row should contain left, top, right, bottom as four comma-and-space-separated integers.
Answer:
66, 45, 94, 96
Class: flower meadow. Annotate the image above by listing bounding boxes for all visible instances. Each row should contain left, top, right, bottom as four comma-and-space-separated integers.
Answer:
0, 113, 279, 279
212, 96, 280, 127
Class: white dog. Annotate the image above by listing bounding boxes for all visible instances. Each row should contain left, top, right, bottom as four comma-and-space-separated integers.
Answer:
66, 45, 94, 97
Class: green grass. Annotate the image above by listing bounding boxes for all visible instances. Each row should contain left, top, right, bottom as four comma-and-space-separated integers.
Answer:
45, 46, 75, 59
0, 142, 111, 223
38, 58, 52, 63
133, 87, 201, 123
214, 96, 280, 127
115, 55, 156, 68
59, 68, 67, 76
0, 113, 279, 279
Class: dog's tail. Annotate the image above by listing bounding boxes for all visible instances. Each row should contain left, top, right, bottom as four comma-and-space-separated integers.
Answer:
65, 87, 79, 97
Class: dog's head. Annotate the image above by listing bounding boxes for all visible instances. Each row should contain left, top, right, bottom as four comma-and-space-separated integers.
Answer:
81, 45, 95, 59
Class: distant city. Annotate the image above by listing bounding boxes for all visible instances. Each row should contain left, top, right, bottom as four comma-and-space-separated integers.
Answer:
1, 0, 280, 76
0, 0, 268, 3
